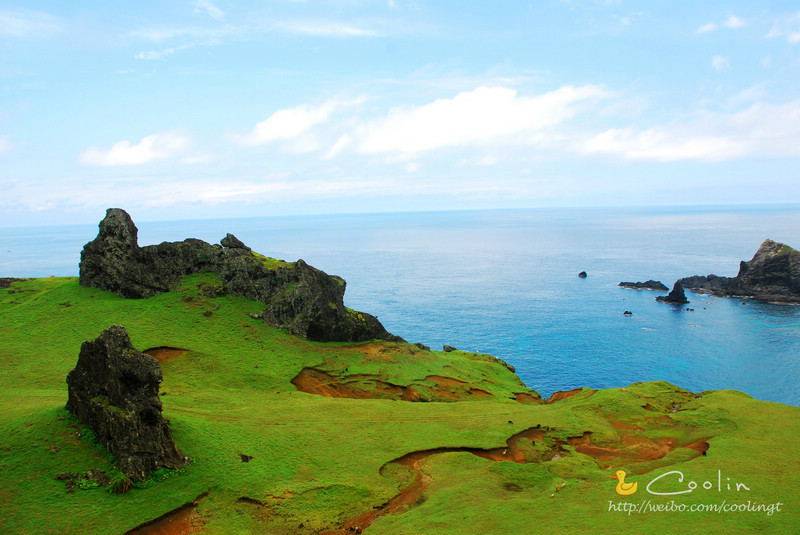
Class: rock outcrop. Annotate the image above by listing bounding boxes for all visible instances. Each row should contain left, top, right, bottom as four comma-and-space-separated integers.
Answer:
79, 208, 402, 342
1, 277, 21, 289
619, 280, 669, 291
655, 282, 689, 305
66, 326, 189, 481
678, 239, 800, 304
676, 274, 731, 294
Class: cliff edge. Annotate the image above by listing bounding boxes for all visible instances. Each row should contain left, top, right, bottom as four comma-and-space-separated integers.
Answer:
79, 208, 403, 342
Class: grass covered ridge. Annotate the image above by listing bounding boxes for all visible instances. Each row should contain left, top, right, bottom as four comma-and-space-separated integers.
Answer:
1, 276, 798, 534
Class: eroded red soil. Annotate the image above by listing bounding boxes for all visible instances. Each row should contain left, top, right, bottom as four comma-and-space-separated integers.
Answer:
125, 491, 208, 535
291, 368, 493, 402
143, 347, 188, 363
546, 387, 595, 403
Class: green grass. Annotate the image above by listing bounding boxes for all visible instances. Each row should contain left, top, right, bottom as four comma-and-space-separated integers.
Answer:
1, 276, 798, 534
778, 244, 798, 257
250, 252, 295, 270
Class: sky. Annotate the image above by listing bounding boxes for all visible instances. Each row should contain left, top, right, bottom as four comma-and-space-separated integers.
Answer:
1, 1, 800, 226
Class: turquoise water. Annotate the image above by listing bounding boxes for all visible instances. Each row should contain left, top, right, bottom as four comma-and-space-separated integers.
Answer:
2, 205, 800, 405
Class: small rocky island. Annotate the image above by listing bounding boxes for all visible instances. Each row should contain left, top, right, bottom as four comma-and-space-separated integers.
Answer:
619, 280, 669, 291
678, 239, 800, 304
80, 208, 403, 342
66, 325, 189, 481
655, 281, 689, 305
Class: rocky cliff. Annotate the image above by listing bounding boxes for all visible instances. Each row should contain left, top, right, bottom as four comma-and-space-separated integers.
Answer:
79, 208, 402, 342
66, 326, 189, 481
679, 239, 800, 304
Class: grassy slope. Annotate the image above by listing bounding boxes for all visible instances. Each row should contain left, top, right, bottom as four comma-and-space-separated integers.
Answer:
0, 276, 798, 534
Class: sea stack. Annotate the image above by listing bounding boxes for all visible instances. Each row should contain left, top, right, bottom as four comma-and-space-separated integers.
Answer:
656, 282, 689, 305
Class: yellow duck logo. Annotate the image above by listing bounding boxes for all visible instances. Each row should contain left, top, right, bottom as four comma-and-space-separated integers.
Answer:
612, 470, 638, 496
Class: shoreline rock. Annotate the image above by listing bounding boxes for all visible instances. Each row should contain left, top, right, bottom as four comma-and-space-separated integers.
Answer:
79, 208, 402, 343
678, 239, 800, 304
619, 280, 669, 291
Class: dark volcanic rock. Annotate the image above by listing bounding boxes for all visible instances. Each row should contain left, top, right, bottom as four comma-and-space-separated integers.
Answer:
79, 208, 401, 343
619, 280, 669, 292
1, 278, 22, 289
677, 274, 731, 294
66, 326, 188, 481
678, 240, 800, 304
656, 282, 689, 305
221, 233, 250, 251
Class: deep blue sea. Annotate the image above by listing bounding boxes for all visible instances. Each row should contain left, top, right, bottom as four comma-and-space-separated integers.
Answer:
2, 205, 800, 406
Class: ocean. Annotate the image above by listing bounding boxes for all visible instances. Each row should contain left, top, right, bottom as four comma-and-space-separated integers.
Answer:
2, 205, 799, 406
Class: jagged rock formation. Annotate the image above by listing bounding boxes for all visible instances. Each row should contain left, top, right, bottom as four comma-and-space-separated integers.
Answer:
655, 281, 689, 305
66, 325, 189, 481
619, 280, 669, 291
677, 274, 731, 294
678, 239, 800, 304
79, 208, 402, 342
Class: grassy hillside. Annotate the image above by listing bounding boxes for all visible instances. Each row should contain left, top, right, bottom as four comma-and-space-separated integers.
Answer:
1, 275, 797, 534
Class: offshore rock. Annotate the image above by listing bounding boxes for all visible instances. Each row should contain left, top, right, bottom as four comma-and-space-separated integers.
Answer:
65, 326, 188, 481
79, 208, 401, 342
656, 281, 689, 305
619, 280, 669, 291
679, 240, 800, 304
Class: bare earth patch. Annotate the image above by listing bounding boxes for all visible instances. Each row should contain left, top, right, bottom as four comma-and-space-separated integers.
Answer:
143, 347, 188, 363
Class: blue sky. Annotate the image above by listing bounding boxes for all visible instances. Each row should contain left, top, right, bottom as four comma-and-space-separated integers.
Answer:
1, 1, 799, 226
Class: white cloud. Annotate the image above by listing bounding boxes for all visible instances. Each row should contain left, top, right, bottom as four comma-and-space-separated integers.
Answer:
194, 0, 224, 21
583, 127, 742, 162
324, 135, 353, 159
237, 97, 365, 146
130, 25, 232, 42
697, 14, 745, 34
135, 38, 221, 60
276, 21, 380, 37
136, 49, 177, 60
0, 136, 10, 154
0, 9, 60, 38
724, 15, 745, 29
765, 12, 800, 43
80, 132, 191, 166
582, 100, 800, 161
696, 22, 717, 34
358, 85, 610, 154
712, 55, 730, 71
